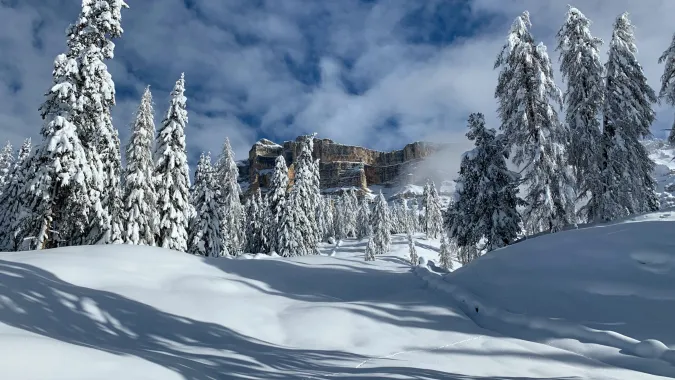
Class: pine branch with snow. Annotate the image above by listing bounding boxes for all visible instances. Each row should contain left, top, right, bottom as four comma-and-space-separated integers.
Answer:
659, 31, 675, 145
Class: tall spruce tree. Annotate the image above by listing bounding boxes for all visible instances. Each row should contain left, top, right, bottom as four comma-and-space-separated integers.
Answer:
265, 155, 288, 253
188, 153, 223, 257
371, 191, 391, 255
23, 0, 127, 249
277, 135, 320, 256
356, 196, 372, 240
423, 180, 443, 239
659, 31, 675, 145
69, 0, 127, 245
466, 113, 523, 251
556, 6, 605, 221
323, 197, 335, 242
123, 86, 158, 245
154, 73, 191, 252
495, 11, 574, 234
215, 138, 244, 255
438, 234, 454, 270
245, 188, 265, 253
597, 13, 659, 221
0, 139, 32, 251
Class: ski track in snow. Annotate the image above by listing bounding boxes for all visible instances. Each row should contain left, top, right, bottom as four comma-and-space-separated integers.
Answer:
354, 335, 484, 369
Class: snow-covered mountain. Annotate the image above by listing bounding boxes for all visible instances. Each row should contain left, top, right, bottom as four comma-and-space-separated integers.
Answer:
1, 211, 673, 379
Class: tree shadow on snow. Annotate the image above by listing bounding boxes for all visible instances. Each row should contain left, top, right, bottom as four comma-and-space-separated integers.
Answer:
0, 259, 469, 380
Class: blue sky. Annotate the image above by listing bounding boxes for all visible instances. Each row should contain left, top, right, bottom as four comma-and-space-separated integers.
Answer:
1, 0, 674, 170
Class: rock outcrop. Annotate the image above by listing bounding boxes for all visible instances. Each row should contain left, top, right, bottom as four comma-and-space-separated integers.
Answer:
242, 136, 447, 196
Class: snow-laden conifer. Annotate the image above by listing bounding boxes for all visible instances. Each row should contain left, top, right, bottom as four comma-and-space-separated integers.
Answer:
556, 6, 604, 219
215, 138, 244, 255
364, 237, 376, 261
259, 196, 271, 253
423, 180, 443, 239
187, 153, 223, 257
406, 200, 419, 233
470, 113, 523, 251
123, 86, 158, 245
323, 197, 336, 242
659, 31, 675, 145
154, 73, 191, 252
596, 13, 659, 220
245, 188, 265, 253
0, 139, 32, 251
277, 135, 319, 256
407, 232, 418, 265
495, 11, 575, 234
371, 191, 391, 255
356, 196, 372, 240
27, 54, 95, 249
439, 234, 454, 270
0, 142, 14, 194
264, 156, 288, 252
66, 0, 128, 245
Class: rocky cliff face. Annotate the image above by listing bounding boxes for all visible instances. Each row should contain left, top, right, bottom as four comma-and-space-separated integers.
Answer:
242, 136, 447, 196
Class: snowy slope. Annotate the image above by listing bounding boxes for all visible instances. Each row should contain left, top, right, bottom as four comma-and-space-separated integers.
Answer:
0, 227, 672, 379
417, 211, 675, 378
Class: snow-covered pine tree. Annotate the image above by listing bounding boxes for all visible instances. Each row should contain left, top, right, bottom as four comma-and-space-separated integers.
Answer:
659, 31, 675, 145
466, 113, 523, 251
364, 236, 376, 261
596, 13, 659, 221
276, 135, 320, 256
438, 234, 454, 270
259, 196, 271, 253
371, 191, 391, 255
407, 200, 419, 233
187, 153, 223, 257
556, 7, 604, 214
65, 0, 128, 245
0, 142, 14, 194
245, 188, 265, 253
407, 232, 418, 265
0, 139, 32, 251
447, 142, 480, 254
101, 128, 124, 244
215, 138, 244, 255
495, 11, 575, 235
424, 180, 443, 239
345, 189, 358, 237
27, 53, 95, 249
356, 196, 372, 240
154, 73, 191, 252
334, 194, 347, 240
123, 86, 158, 245
323, 197, 335, 243
264, 155, 288, 253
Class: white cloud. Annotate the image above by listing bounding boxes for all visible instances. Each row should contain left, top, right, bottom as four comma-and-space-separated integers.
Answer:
0, 0, 674, 176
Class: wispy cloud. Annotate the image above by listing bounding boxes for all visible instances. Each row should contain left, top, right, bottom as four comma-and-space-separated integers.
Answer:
0, 0, 674, 174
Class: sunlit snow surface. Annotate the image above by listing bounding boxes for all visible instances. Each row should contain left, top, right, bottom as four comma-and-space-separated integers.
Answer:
1, 214, 674, 379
